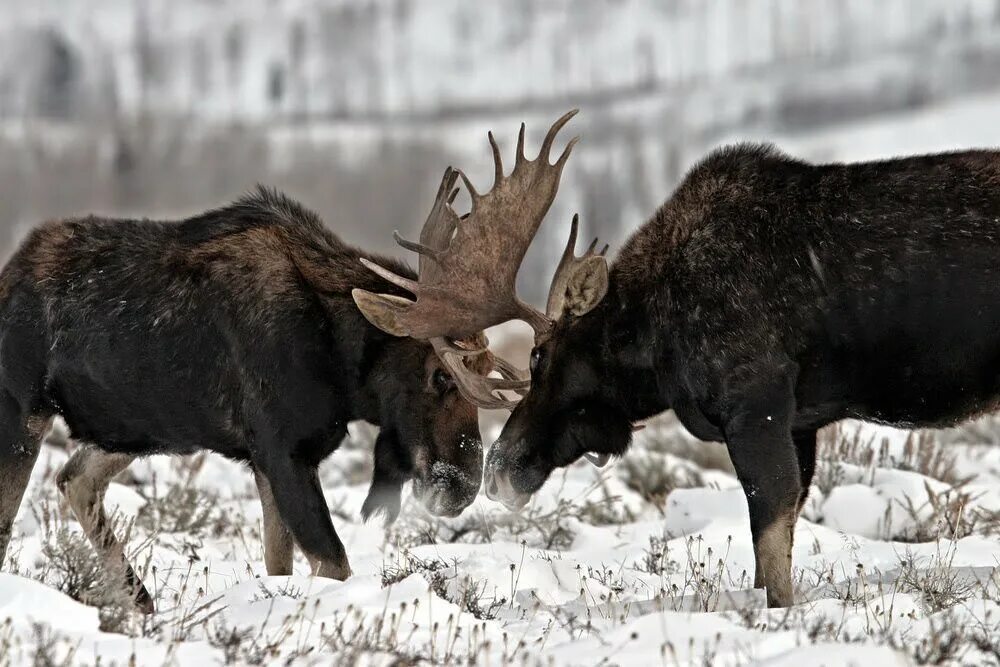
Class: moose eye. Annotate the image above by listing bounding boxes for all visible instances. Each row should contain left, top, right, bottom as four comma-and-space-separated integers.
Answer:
432, 368, 453, 394
529, 347, 544, 374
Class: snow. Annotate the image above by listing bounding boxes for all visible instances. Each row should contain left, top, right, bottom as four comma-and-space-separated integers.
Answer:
3, 408, 1000, 665
0, 574, 98, 631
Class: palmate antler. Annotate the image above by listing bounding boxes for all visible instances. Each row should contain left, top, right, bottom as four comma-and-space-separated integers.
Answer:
353, 110, 605, 409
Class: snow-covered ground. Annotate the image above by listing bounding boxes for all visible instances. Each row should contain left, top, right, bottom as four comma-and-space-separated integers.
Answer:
3, 411, 1000, 666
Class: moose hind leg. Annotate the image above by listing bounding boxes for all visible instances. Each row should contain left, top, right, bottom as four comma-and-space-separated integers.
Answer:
56, 446, 153, 613
254, 450, 351, 580
0, 411, 47, 568
794, 430, 818, 515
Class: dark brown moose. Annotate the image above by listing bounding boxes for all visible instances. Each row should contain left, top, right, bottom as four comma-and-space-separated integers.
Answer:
367, 110, 1000, 610
0, 185, 492, 611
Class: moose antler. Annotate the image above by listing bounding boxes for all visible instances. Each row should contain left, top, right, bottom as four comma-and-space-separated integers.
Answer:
355, 110, 579, 339
353, 110, 581, 409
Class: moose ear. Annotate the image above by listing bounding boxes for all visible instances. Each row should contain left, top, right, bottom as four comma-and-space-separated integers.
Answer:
351, 288, 413, 337
563, 255, 608, 317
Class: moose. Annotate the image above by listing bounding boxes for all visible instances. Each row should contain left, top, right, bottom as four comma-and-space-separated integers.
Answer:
359, 110, 1000, 608
0, 182, 508, 612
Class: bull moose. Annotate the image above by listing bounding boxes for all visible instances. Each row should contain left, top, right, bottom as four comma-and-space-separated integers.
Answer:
358, 110, 1000, 608
0, 184, 500, 611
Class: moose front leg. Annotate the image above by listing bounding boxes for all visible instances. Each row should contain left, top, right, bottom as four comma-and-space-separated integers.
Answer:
721, 364, 801, 608
56, 446, 154, 612
360, 431, 408, 526
253, 448, 351, 581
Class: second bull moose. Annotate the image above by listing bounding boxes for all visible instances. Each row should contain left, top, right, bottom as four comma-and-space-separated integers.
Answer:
359, 110, 1000, 608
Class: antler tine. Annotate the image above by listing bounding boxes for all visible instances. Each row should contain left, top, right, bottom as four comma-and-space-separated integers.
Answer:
358, 257, 419, 294
557, 214, 581, 268
491, 354, 530, 397
433, 337, 527, 391
538, 109, 579, 164
555, 135, 579, 170
428, 165, 460, 212
490, 354, 529, 382
515, 122, 527, 167
431, 337, 526, 410
488, 131, 504, 187
393, 231, 441, 262
455, 168, 479, 202
389, 165, 460, 271
434, 337, 488, 357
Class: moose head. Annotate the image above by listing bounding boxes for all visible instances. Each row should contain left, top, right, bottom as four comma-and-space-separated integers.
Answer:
355, 110, 618, 512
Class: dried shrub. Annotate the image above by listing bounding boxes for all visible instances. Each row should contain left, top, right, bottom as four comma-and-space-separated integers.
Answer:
619, 452, 704, 509
37, 524, 133, 633
135, 484, 237, 539
896, 544, 979, 613
382, 553, 506, 620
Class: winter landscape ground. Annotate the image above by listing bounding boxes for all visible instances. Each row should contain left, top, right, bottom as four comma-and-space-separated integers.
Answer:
2, 407, 1000, 666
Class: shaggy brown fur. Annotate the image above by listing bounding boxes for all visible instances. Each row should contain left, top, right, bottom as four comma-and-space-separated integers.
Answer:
487, 143, 1000, 608
0, 186, 485, 610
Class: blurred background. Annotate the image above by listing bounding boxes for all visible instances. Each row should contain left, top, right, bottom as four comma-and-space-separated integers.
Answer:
4, 0, 1000, 306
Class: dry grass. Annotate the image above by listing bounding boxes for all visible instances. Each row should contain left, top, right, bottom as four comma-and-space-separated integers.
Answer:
895, 543, 980, 613
135, 485, 229, 538
632, 412, 734, 474
381, 552, 508, 621
29, 499, 134, 634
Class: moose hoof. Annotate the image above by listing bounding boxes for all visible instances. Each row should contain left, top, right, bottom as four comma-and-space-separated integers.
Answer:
314, 560, 352, 581
134, 586, 156, 614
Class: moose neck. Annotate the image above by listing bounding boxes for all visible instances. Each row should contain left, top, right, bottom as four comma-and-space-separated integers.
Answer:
588, 274, 666, 423
304, 255, 420, 426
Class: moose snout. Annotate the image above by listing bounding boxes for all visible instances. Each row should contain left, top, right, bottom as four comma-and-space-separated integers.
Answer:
418, 460, 480, 517
483, 456, 531, 511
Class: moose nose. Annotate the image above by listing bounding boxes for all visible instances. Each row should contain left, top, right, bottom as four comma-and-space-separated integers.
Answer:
483, 465, 530, 511
485, 470, 499, 501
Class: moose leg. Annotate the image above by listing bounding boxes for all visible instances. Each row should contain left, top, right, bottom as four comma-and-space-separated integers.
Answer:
722, 365, 800, 608
253, 468, 295, 576
0, 411, 47, 567
793, 430, 818, 515
56, 446, 154, 613
360, 431, 407, 526
254, 451, 351, 580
